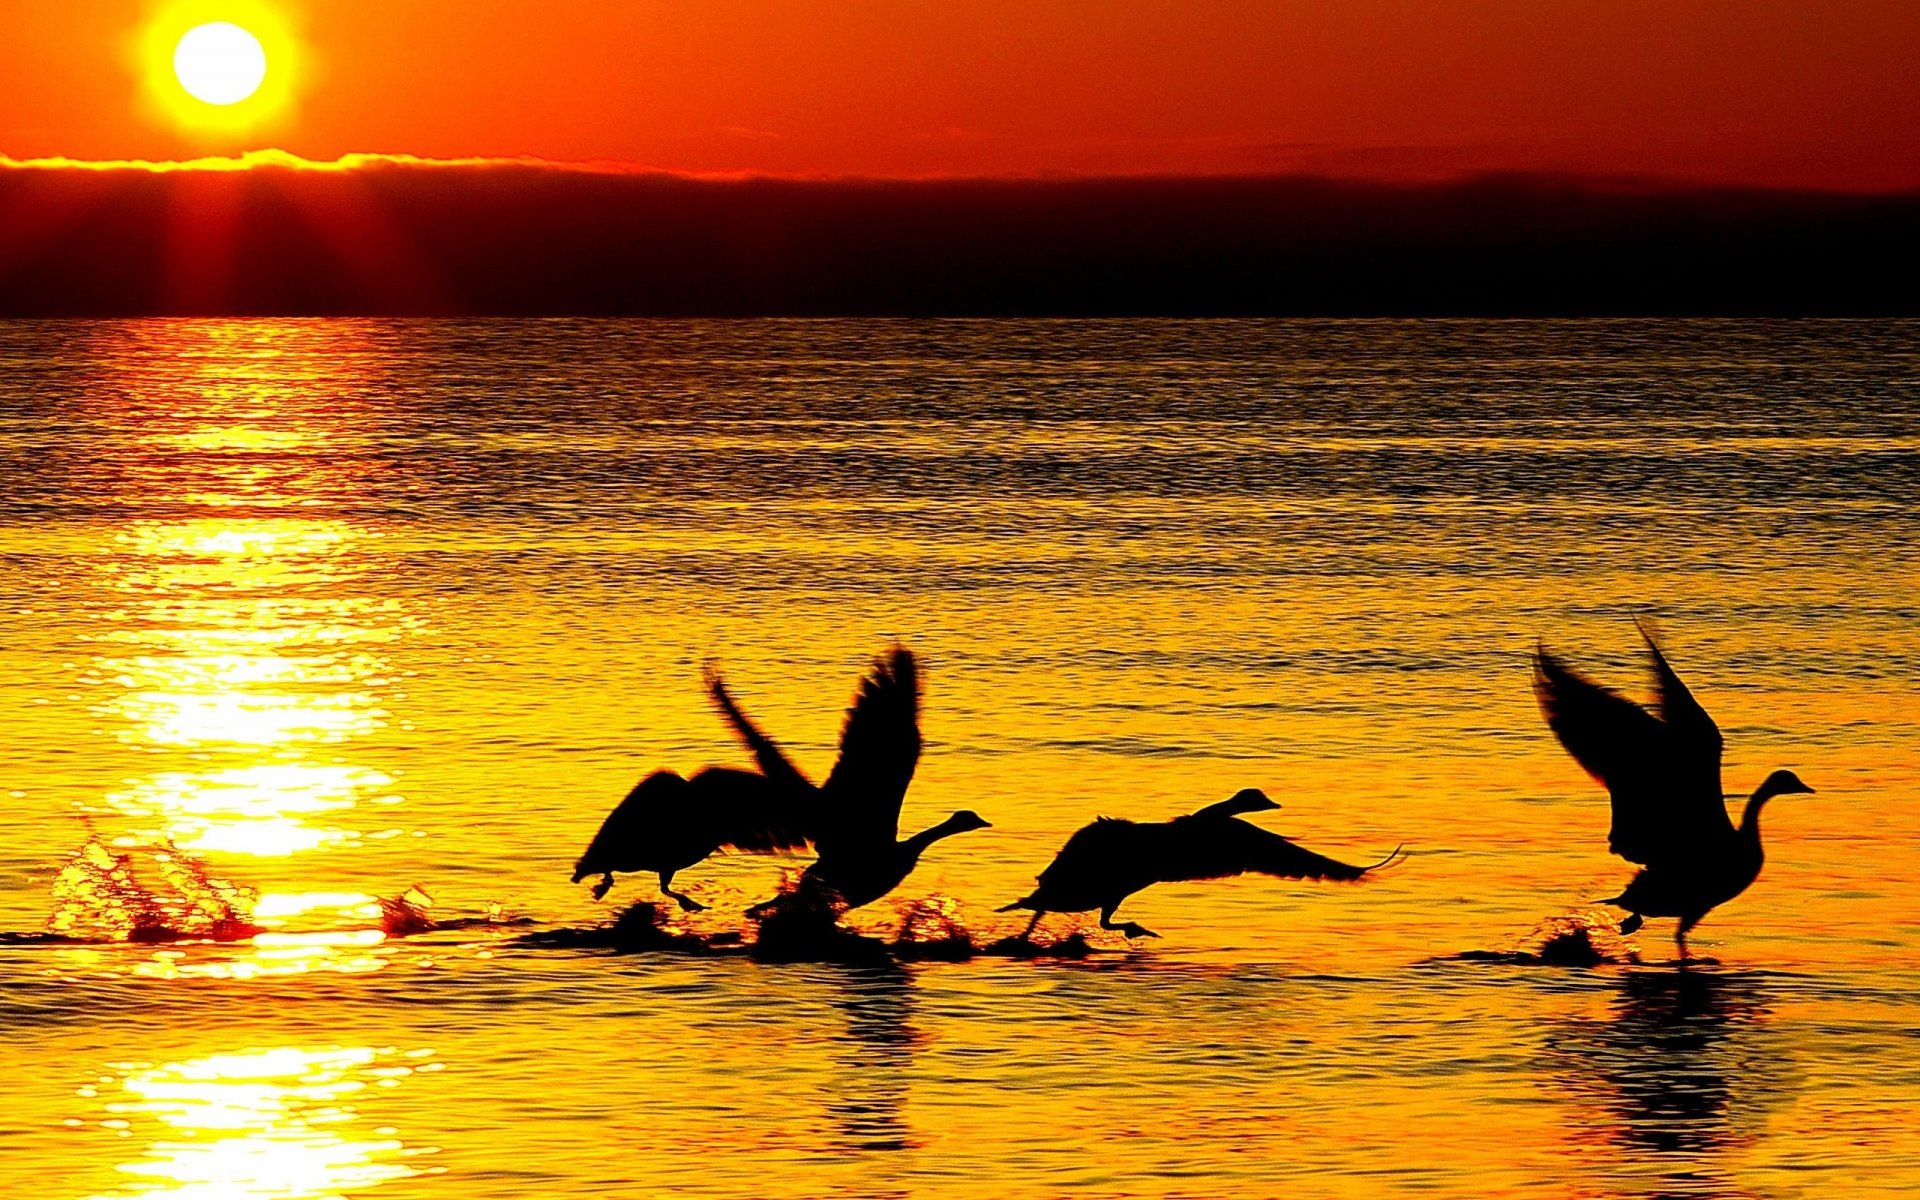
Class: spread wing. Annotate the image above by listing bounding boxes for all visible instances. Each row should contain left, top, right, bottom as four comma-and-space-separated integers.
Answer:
1155, 816, 1376, 883
571, 768, 809, 882
704, 663, 814, 792
819, 646, 922, 848
1533, 638, 1730, 866
685, 767, 814, 852
1639, 620, 1725, 803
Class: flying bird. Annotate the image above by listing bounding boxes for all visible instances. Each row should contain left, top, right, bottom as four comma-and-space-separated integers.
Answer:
708, 645, 991, 915
1533, 622, 1815, 959
572, 767, 812, 909
997, 788, 1397, 940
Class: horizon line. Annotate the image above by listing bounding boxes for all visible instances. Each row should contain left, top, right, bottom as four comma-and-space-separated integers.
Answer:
5, 148, 1920, 197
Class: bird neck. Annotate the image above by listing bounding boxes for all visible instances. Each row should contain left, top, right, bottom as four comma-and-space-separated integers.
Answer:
902, 815, 966, 858
1738, 789, 1770, 846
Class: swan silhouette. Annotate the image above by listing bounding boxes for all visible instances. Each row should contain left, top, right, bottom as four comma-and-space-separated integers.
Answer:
571, 767, 811, 909
997, 788, 1397, 940
708, 645, 991, 915
1533, 622, 1814, 960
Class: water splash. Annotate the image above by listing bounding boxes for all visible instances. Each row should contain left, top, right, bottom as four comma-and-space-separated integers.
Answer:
378, 886, 436, 936
890, 893, 978, 961
48, 837, 260, 943
512, 902, 728, 955
1450, 909, 1641, 967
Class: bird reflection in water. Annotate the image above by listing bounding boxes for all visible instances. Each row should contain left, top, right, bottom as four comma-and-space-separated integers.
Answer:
1545, 970, 1802, 1197
826, 963, 919, 1165
83, 1045, 440, 1199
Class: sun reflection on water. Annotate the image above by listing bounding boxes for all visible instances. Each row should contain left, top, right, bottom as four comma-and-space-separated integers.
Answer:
104, 764, 389, 857
73, 322, 414, 870
132, 929, 392, 981
82, 1046, 438, 1199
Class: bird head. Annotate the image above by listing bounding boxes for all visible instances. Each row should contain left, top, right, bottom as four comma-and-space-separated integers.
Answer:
943, 809, 992, 834
1218, 787, 1281, 816
1755, 769, 1816, 803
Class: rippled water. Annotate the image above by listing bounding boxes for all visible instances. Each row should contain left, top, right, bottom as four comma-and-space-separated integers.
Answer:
0, 319, 1915, 1198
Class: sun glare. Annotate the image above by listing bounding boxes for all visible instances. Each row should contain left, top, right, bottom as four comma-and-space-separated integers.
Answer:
137, 3, 304, 138
174, 22, 268, 106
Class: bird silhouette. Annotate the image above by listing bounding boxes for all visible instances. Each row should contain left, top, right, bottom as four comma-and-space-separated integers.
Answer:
1533, 622, 1815, 960
997, 788, 1397, 940
571, 767, 812, 909
707, 645, 991, 916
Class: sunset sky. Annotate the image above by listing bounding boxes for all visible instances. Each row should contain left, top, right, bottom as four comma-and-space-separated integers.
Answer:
4, 0, 1920, 189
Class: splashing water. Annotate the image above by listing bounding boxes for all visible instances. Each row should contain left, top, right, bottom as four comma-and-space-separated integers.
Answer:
893, 893, 968, 941
891, 893, 977, 960
1447, 909, 1641, 967
48, 838, 261, 943
1523, 910, 1639, 966
511, 902, 727, 955
379, 886, 437, 936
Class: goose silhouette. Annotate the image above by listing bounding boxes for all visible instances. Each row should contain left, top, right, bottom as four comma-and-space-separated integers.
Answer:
1533, 622, 1814, 960
707, 645, 991, 915
571, 767, 810, 909
998, 789, 1398, 940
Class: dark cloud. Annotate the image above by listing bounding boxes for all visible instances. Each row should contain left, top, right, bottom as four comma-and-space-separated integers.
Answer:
1, 156, 1915, 314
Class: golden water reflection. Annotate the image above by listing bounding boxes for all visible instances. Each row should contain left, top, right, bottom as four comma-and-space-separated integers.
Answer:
82, 1046, 439, 1199
73, 322, 416, 877
104, 765, 392, 857
84, 514, 405, 861
131, 930, 393, 981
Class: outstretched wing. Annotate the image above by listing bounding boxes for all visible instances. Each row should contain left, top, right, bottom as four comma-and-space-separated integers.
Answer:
819, 645, 922, 847
685, 767, 814, 852
704, 663, 814, 792
1533, 641, 1730, 865
572, 768, 812, 882
1155, 815, 1376, 884
572, 770, 695, 880
1638, 621, 1726, 811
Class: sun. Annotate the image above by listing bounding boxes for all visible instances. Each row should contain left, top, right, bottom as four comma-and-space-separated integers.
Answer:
174, 22, 268, 106
135, 2, 306, 139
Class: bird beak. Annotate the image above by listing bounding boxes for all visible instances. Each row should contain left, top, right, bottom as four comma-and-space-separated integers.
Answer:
1796, 783, 1817, 795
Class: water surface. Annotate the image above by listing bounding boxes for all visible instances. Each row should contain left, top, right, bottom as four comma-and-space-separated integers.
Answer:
0, 319, 1915, 1198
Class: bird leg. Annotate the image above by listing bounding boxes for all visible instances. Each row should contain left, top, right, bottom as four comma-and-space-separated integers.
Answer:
659, 871, 707, 913
591, 873, 615, 901
1618, 912, 1644, 937
1099, 905, 1160, 940
1019, 911, 1042, 942
1676, 915, 1699, 965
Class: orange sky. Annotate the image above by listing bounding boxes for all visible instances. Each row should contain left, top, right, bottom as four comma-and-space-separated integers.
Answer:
3, 0, 1919, 189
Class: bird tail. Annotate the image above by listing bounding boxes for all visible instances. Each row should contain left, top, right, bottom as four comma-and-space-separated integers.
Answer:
996, 896, 1035, 913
